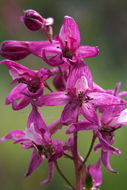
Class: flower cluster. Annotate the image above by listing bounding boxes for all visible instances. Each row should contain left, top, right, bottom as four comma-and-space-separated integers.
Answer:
0, 9, 127, 190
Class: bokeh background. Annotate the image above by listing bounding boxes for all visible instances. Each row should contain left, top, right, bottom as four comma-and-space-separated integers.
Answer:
0, 0, 127, 189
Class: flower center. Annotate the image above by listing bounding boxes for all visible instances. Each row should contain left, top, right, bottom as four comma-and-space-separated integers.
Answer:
37, 143, 55, 158
78, 91, 93, 106
62, 41, 73, 59
18, 77, 41, 93
78, 91, 84, 106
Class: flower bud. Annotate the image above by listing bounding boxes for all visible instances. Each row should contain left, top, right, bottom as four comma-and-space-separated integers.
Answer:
21, 9, 44, 31
0, 40, 30, 60
53, 74, 66, 91
21, 9, 54, 40
84, 173, 93, 189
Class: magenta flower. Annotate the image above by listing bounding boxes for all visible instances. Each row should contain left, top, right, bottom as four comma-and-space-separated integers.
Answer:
0, 59, 51, 110
65, 82, 127, 174
42, 16, 99, 66
0, 107, 72, 184
57, 16, 99, 60
67, 102, 127, 173
0, 15, 98, 66
96, 106, 127, 173
95, 131, 121, 173
36, 61, 125, 125
1, 9, 127, 190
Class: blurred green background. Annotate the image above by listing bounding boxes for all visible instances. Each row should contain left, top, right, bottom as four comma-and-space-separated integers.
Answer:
0, 0, 127, 189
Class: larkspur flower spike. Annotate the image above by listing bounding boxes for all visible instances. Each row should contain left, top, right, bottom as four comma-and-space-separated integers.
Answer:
0, 9, 127, 190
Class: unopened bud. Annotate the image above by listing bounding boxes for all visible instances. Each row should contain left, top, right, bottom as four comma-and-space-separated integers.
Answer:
21, 9, 54, 40
53, 74, 66, 91
84, 173, 93, 189
21, 9, 44, 31
0, 40, 30, 60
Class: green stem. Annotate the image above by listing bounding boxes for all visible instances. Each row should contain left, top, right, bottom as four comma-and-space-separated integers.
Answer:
64, 153, 73, 160
44, 81, 53, 92
73, 115, 82, 190
54, 161, 75, 190
73, 131, 81, 190
79, 133, 96, 171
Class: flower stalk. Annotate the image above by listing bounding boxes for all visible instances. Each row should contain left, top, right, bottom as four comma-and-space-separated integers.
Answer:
79, 133, 96, 171
54, 161, 75, 190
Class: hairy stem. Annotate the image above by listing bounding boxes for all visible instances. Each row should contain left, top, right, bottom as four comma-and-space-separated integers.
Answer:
54, 161, 75, 190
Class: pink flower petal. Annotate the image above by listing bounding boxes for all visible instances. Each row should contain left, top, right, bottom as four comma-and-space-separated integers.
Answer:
66, 121, 99, 134
81, 103, 99, 124
5, 83, 27, 104
0, 59, 35, 81
36, 92, 70, 106
0, 130, 25, 142
88, 159, 102, 186
27, 106, 47, 133
97, 132, 121, 155
11, 96, 30, 110
59, 16, 80, 50
61, 102, 79, 125
5, 84, 30, 110
42, 48, 64, 66
76, 45, 99, 58
29, 40, 60, 58
101, 151, 117, 173
40, 162, 54, 185
24, 150, 45, 177
66, 60, 93, 90
89, 92, 127, 107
